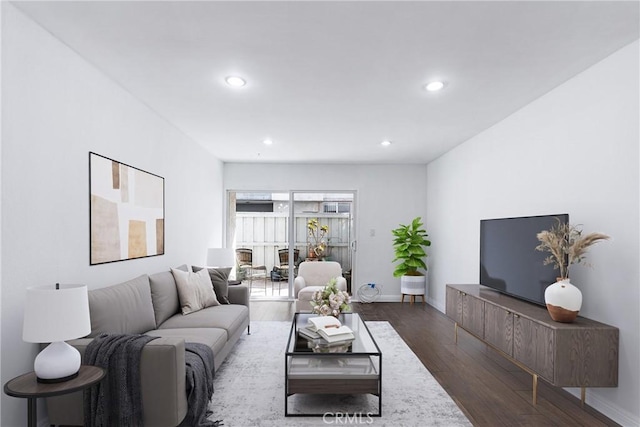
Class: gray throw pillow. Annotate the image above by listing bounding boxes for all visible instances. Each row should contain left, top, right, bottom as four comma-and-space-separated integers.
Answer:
192, 266, 232, 304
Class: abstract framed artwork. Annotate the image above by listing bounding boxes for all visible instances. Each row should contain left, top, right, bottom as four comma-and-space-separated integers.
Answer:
89, 152, 165, 265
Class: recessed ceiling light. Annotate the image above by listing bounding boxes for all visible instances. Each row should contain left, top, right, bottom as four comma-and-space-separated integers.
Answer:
381, 140, 392, 147
225, 76, 246, 87
263, 139, 273, 145
425, 81, 445, 92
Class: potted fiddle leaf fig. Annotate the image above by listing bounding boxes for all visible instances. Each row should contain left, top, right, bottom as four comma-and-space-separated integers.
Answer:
392, 217, 431, 301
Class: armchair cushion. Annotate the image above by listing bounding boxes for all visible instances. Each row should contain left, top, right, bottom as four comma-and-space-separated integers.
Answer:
294, 261, 344, 297
294, 261, 347, 312
297, 286, 325, 303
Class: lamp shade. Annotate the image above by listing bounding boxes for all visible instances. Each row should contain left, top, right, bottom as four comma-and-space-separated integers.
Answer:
207, 248, 236, 267
23, 284, 91, 343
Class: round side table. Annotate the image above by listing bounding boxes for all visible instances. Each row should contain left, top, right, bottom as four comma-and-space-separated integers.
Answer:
4, 365, 106, 427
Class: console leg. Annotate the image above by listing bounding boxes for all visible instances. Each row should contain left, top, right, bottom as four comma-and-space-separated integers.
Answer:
581, 387, 586, 406
532, 374, 538, 405
454, 322, 458, 343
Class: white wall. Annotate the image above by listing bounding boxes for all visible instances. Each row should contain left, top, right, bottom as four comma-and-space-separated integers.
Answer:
224, 163, 428, 300
1, 4, 224, 425
426, 40, 639, 425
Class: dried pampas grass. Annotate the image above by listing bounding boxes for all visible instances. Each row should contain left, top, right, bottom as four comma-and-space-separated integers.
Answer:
535, 219, 609, 279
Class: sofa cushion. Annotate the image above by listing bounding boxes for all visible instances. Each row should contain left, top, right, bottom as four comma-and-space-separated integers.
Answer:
88, 275, 156, 337
192, 266, 232, 304
149, 265, 188, 326
171, 267, 220, 315
145, 328, 228, 358
158, 305, 249, 339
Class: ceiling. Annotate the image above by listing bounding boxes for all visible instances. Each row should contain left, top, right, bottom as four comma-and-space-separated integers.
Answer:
12, 1, 640, 164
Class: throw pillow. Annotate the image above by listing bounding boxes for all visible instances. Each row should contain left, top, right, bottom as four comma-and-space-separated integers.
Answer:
171, 267, 220, 315
192, 266, 232, 304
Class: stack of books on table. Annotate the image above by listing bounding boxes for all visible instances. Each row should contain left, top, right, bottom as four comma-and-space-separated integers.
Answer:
298, 316, 355, 344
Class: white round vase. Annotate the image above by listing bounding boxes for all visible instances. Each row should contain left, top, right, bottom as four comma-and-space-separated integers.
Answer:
544, 278, 582, 323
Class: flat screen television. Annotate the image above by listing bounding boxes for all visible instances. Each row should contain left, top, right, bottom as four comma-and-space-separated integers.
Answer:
480, 214, 568, 306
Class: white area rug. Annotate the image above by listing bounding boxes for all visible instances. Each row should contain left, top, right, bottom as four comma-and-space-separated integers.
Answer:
209, 321, 471, 426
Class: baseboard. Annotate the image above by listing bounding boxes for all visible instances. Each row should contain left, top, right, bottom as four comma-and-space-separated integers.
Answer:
354, 295, 402, 303
565, 387, 639, 427
428, 296, 445, 313
354, 295, 434, 303
355, 295, 445, 306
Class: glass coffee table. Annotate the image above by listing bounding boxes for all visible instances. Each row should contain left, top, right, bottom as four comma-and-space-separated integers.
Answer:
285, 312, 382, 417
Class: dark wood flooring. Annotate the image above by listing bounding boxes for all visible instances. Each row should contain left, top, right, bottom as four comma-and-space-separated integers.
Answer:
250, 300, 620, 427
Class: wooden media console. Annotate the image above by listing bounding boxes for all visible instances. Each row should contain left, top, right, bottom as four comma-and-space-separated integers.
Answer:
445, 284, 619, 405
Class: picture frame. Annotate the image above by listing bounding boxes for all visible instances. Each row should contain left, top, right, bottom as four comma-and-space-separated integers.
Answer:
89, 152, 165, 265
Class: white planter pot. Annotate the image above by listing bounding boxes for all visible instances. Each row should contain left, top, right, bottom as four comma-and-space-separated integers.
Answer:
544, 278, 582, 323
400, 275, 426, 295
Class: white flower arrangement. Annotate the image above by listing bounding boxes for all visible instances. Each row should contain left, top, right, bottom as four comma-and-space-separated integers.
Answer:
310, 278, 351, 317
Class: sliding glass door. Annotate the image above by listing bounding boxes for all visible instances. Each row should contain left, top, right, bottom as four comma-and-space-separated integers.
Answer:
292, 192, 354, 295
227, 191, 355, 300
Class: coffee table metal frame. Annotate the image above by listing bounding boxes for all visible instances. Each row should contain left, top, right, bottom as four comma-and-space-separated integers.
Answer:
285, 312, 382, 417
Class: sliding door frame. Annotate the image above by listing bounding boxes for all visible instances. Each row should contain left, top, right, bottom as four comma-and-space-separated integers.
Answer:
226, 189, 357, 301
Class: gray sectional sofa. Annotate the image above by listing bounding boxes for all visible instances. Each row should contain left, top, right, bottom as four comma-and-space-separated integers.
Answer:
46, 266, 250, 427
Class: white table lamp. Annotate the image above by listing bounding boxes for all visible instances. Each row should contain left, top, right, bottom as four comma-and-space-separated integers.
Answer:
23, 284, 91, 383
207, 248, 236, 267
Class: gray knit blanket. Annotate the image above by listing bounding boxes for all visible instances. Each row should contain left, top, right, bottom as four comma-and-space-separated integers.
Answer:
178, 342, 220, 427
83, 333, 159, 427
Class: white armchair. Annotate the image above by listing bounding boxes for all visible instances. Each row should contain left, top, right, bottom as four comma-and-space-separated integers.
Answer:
294, 261, 348, 312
